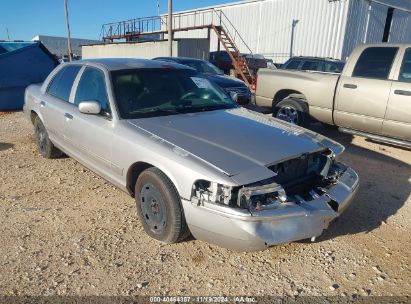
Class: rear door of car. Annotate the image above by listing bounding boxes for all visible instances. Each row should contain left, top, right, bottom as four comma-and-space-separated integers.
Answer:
42, 65, 82, 148
63, 66, 120, 178
334, 46, 398, 134
382, 47, 411, 141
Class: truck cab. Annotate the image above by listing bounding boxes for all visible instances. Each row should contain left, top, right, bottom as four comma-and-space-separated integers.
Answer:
334, 44, 411, 142
255, 43, 411, 146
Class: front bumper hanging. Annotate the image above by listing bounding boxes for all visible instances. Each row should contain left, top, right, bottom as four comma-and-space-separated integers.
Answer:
183, 166, 359, 251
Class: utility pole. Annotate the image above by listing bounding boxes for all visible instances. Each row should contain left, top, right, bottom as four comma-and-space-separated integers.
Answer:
157, 0, 160, 16
64, 0, 73, 61
168, 0, 173, 56
290, 19, 299, 58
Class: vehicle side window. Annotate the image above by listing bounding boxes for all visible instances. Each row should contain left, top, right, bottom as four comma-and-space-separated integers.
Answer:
398, 48, 411, 83
47, 65, 82, 101
74, 67, 110, 112
352, 47, 398, 80
284, 59, 301, 70
324, 63, 341, 73
301, 60, 320, 71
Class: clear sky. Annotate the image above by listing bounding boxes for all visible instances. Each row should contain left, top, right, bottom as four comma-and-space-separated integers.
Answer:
0, 0, 240, 41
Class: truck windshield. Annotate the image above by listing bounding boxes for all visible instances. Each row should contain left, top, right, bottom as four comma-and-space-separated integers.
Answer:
112, 69, 236, 119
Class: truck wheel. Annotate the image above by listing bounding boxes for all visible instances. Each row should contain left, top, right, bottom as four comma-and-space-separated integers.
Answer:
273, 97, 310, 128
34, 116, 63, 159
135, 167, 190, 243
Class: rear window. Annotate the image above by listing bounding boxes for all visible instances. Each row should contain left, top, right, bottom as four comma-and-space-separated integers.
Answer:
301, 60, 320, 71
323, 62, 344, 73
284, 59, 302, 70
352, 47, 398, 80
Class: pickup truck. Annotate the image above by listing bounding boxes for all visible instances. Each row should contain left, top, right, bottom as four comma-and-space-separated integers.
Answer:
255, 43, 411, 148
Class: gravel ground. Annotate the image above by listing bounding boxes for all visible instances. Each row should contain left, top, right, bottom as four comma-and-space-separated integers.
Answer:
0, 112, 410, 299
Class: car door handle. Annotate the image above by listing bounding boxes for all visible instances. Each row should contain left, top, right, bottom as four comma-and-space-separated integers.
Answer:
394, 89, 411, 96
40, 101, 46, 107
64, 113, 73, 120
343, 84, 357, 89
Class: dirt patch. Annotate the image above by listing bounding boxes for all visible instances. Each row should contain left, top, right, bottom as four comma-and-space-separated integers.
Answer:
0, 112, 410, 297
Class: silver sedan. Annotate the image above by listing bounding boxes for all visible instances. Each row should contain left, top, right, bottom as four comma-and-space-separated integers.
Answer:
24, 59, 359, 251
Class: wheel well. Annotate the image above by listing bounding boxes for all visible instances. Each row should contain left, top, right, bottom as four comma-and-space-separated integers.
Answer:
30, 111, 38, 124
126, 162, 154, 197
273, 90, 305, 108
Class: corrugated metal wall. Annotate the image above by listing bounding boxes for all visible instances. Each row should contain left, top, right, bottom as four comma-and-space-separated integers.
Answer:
389, 9, 411, 42
82, 41, 179, 59
31, 35, 99, 58
178, 39, 210, 60
170, 0, 411, 63
82, 39, 209, 60
341, 0, 388, 60
173, 0, 351, 63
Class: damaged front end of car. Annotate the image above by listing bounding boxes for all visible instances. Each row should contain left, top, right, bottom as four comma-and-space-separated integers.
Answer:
184, 149, 359, 251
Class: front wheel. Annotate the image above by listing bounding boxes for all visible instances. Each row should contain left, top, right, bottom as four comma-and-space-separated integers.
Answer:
273, 97, 310, 128
135, 167, 190, 243
34, 116, 63, 159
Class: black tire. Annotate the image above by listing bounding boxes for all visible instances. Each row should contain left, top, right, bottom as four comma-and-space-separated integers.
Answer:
273, 97, 310, 128
135, 167, 190, 243
34, 116, 63, 159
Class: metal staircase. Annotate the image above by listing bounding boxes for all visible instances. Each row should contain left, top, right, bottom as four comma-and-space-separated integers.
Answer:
211, 25, 254, 86
100, 9, 255, 86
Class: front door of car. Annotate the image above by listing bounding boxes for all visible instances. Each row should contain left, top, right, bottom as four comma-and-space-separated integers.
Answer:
334, 47, 399, 135
382, 47, 411, 141
41, 65, 82, 148
63, 66, 118, 179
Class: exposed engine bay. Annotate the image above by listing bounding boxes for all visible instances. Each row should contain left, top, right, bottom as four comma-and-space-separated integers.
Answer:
192, 149, 347, 213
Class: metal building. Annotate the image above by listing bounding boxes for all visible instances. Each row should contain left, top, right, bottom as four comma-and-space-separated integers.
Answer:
31, 35, 100, 59
82, 39, 210, 60
170, 0, 411, 63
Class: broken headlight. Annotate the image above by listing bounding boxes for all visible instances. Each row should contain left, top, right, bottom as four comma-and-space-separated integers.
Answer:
192, 179, 288, 211
192, 180, 233, 206
238, 182, 287, 211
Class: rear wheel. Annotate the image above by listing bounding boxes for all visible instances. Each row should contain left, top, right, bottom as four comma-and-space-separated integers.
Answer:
135, 167, 189, 243
273, 97, 310, 128
34, 116, 63, 159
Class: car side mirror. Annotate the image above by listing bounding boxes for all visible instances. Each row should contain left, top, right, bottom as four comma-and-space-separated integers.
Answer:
78, 101, 101, 115
230, 92, 239, 103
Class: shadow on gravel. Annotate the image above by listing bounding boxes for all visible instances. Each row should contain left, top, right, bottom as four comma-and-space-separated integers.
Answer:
365, 138, 411, 152
308, 123, 411, 240
0, 142, 13, 151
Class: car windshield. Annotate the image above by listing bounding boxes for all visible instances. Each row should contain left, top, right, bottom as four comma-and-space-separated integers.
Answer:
112, 68, 236, 119
182, 61, 223, 75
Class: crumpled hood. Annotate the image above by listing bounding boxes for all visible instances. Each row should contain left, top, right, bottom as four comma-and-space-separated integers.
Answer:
128, 108, 343, 176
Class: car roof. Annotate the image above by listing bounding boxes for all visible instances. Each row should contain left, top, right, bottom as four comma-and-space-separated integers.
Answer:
70, 58, 194, 71
153, 57, 207, 63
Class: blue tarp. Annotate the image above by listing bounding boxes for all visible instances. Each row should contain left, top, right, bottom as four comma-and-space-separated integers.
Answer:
0, 42, 57, 110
